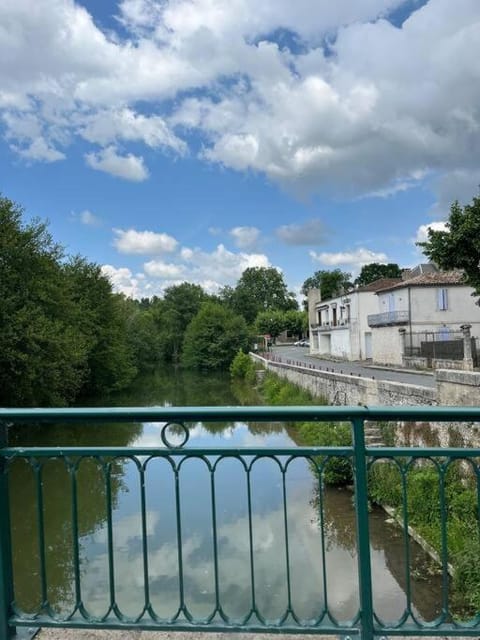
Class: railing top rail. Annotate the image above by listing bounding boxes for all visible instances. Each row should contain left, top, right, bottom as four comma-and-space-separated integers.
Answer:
2, 405, 480, 423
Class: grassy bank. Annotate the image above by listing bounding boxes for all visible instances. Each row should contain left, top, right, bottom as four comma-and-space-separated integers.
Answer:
233, 358, 480, 616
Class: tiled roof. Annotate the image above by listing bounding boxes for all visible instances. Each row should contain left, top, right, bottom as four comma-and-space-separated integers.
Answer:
375, 271, 466, 292
354, 278, 403, 293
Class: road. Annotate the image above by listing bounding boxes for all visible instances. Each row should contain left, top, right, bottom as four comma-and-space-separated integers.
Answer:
269, 345, 435, 388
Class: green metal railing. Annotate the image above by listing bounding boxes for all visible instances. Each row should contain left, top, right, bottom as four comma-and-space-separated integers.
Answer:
1, 406, 480, 639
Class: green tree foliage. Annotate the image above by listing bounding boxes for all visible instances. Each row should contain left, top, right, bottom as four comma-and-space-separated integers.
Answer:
151, 283, 212, 361
254, 309, 307, 340
182, 302, 250, 369
124, 303, 161, 371
0, 198, 89, 406
301, 269, 352, 301
0, 195, 137, 406
223, 267, 297, 324
354, 262, 402, 286
230, 350, 257, 383
283, 309, 308, 338
64, 258, 137, 396
254, 310, 286, 339
418, 196, 480, 298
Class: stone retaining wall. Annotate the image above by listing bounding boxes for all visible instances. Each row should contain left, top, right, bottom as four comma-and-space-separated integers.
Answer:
250, 353, 436, 406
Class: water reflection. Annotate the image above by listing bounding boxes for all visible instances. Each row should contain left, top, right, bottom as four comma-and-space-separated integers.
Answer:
7, 370, 442, 626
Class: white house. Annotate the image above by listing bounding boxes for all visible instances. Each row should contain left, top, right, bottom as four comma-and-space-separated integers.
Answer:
308, 278, 401, 360
368, 269, 480, 366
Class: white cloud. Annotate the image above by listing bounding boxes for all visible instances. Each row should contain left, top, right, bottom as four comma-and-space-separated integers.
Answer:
229, 226, 260, 250
113, 228, 178, 255
101, 265, 146, 298
144, 260, 186, 279
11, 137, 65, 162
102, 242, 273, 299
276, 219, 327, 245
179, 243, 271, 287
71, 209, 102, 226
1, 0, 480, 202
85, 146, 149, 181
310, 248, 388, 267
414, 221, 449, 244
80, 108, 186, 153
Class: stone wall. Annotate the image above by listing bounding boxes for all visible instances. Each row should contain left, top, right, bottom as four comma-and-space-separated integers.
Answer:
436, 369, 480, 406
250, 353, 436, 406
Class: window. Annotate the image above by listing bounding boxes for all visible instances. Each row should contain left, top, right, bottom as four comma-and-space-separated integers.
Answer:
437, 288, 448, 311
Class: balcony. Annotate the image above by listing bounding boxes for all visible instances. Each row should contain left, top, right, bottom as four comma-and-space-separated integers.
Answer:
367, 310, 409, 327
312, 319, 350, 331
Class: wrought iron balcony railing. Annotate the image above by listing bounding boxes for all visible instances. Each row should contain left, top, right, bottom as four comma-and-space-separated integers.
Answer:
2, 405, 480, 640
367, 310, 409, 327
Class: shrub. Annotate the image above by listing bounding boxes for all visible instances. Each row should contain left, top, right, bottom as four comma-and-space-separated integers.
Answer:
230, 350, 252, 377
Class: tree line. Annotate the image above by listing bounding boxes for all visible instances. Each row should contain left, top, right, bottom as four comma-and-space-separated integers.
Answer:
0, 196, 305, 406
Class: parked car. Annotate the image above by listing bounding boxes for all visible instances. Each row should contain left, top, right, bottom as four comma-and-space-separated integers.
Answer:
294, 339, 310, 347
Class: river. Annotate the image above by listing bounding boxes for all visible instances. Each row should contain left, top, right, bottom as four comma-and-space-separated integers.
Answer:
7, 369, 442, 627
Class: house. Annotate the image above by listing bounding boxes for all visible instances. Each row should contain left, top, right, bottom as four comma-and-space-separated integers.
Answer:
368, 267, 480, 366
308, 278, 401, 360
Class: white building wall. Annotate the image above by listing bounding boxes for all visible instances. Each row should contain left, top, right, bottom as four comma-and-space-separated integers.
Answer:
410, 286, 480, 336
311, 289, 381, 360
357, 291, 383, 359
330, 328, 351, 359
372, 326, 404, 365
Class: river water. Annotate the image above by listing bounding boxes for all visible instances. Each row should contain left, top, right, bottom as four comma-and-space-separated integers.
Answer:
8, 369, 442, 627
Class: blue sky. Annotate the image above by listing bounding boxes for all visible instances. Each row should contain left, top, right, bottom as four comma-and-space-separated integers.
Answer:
1, 0, 479, 299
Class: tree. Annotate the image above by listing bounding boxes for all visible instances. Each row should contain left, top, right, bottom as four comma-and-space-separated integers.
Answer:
182, 302, 250, 369
283, 309, 308, 338
254, 310, 287, 339
64, 257, 137, 396
301, 269, 352, 301
255, 309, 307, 340
0, 197, 90, 406
225, 267, 297, 324
418, 196, 480, 298
151, 283, 211, 362
354, 263, 402, 286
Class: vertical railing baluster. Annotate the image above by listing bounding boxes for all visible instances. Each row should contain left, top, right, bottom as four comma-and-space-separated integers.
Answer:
139, 464, 150, 619
34, 462, 49, 615
174, 464, 186, 618
439, 465, 449, 622
0, 421, 15, 639
210, 466, 221, 619
352, 417, 374, 640
281, 466, 293, 618
400, 465, 413, 620
69, 460, 83, 618
316, 465, 329, 621
105, 461, 118, 618
246, 467, 257, 621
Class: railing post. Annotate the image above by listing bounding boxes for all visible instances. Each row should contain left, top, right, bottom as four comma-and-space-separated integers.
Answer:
0, 421, 15, 639
352, 417, 374, 640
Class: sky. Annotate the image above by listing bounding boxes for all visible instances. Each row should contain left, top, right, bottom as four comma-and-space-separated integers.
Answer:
1, 0, 479, 300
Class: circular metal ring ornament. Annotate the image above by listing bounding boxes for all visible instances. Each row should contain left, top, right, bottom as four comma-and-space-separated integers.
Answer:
161, 422, 189, 448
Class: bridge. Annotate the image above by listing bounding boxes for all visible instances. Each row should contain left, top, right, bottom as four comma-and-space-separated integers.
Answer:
1, 406, 480, 639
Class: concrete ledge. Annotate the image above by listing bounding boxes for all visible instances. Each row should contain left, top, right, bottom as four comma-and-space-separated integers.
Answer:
436, 369, 480, 386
